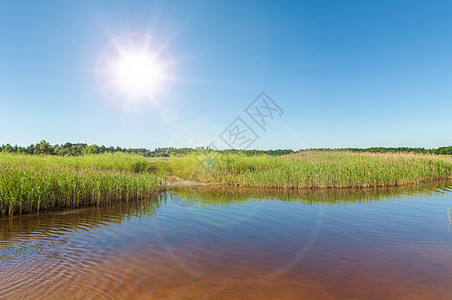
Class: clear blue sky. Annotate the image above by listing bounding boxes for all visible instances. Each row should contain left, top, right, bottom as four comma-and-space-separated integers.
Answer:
1, 0, 451, 149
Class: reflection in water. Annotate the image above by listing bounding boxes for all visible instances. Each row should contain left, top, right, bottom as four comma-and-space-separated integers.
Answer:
170, 182, 452, 206
1, 183, 452, 299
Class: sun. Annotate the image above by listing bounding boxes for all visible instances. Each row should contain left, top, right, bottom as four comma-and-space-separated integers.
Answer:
113, 51, 166, 98
96, 33, 174, 110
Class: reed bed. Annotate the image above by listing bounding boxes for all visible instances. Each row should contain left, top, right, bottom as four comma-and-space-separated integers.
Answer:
160, 150, 452, 189
3, 150, 452, 216
1, 152, 154, 173
0, 154, 164, 216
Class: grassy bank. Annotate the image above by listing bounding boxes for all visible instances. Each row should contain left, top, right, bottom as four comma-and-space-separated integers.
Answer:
0, 153, 164, 216
156, 150, 452, 189
2, 150, 452, 216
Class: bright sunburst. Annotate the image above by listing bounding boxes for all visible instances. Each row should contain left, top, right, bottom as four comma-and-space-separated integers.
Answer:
113, 51, 164, 97
96, 33, 174, 111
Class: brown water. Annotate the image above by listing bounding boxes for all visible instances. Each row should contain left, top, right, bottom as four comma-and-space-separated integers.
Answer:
1, 184, 452, 299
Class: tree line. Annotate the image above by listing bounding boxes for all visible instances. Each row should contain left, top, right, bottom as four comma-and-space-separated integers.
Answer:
345, 146, 452, 155
1, 141, 451, 157
0, 141, 295, 157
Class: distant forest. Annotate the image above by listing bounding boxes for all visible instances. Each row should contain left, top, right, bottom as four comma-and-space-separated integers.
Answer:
0, 141, 451, 157
345, 147, 452, 155
0, 141, 294, 157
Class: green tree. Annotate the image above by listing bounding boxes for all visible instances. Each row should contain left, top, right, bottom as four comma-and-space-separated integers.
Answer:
34, 140, 53, 155
1, 144, 13, 153
83, 144, 100, 155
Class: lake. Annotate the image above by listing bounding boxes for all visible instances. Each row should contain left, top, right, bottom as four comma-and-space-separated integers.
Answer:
1, 184, 452, 299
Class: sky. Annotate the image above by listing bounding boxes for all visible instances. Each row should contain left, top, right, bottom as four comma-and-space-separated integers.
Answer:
0, 0, 451, 150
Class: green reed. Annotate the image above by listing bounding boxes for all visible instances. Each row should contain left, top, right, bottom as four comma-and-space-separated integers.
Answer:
0, 153, 164, 216
159, 150, 452, 189
3, 150, 452, 216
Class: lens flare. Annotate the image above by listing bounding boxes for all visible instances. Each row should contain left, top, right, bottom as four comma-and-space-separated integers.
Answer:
96, 33, 174, 111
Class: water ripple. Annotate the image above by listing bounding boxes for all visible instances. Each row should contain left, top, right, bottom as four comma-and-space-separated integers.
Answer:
1, 185, 452, 299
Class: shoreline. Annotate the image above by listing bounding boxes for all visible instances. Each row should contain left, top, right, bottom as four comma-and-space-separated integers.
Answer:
2, 179, 451, 218
165, 176, 452, 191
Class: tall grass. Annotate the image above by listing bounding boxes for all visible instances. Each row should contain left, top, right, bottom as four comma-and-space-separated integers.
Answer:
3, 153, 155, 173
0, 153, 164, 216
3, 150, 452, 216
158, 150, 452, 189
